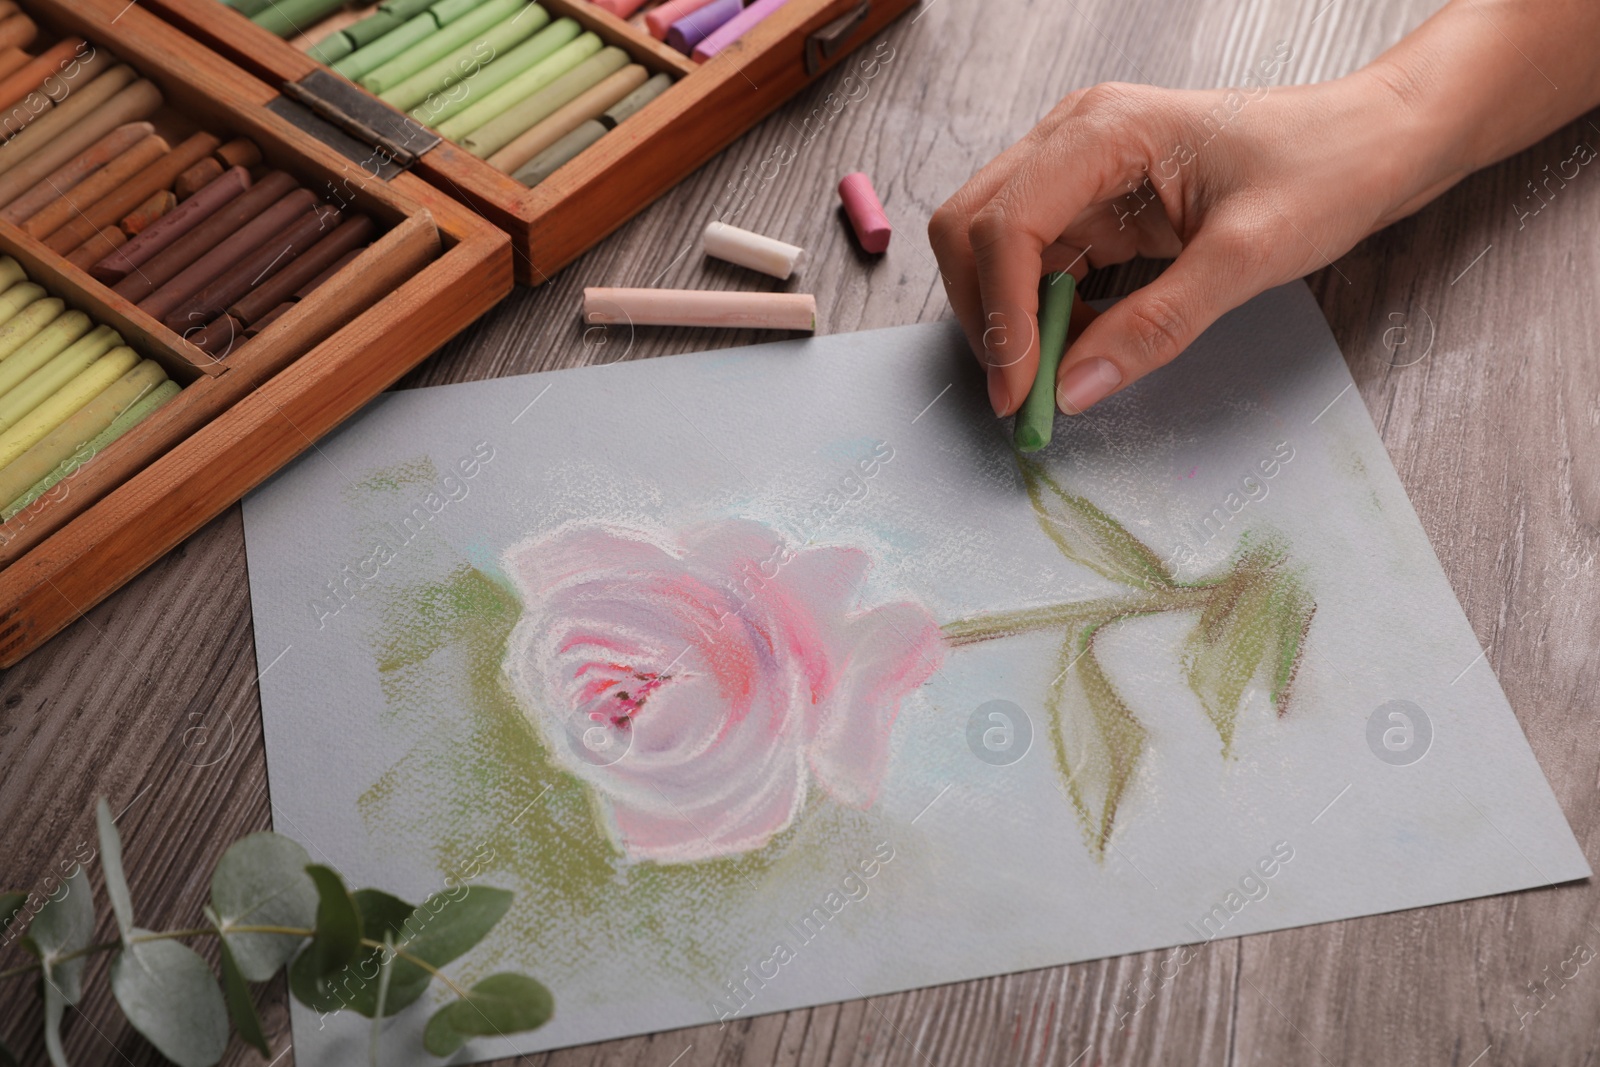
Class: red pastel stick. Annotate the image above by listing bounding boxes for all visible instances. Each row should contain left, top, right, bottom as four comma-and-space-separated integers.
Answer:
838, 171, 890, 253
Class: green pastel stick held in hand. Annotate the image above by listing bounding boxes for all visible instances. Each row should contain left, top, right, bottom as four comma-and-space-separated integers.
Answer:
1013, 271, 1075, 454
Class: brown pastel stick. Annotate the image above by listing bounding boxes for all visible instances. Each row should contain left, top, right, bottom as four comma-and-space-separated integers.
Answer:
65, 227, 126, 270
185, 313, 241, 356
295, 247, 364, 300
214, 139, 261, 170
228, 214, 375, 324
120, 189, 175, 235
0, 14, 35, 52
137, 187, 319, 322
0, 47, 25, 80
0, 78, 162, 208
1, 122, 154, 224
245, 301, 292, 337
163, 204, 342, 332
44, 132, 220, 254
24, 134, 169, 240
174, 158, 221, 200
0, 90, 50, 144
0, 37, 87, 112
111, 170, 292, 301
92, 166, 254, 285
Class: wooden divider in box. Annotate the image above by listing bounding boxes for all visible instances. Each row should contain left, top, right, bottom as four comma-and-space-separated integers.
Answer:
134, 0, 918, 284
0, 0, 512, 665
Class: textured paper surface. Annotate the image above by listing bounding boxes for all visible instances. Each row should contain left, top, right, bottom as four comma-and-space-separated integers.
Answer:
242, 283, 1588, 1063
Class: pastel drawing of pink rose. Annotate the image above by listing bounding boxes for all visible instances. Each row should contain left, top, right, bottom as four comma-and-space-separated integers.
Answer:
502, 520, 943, 864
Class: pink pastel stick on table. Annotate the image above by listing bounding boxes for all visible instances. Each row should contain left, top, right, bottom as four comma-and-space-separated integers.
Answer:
692, 0, 792, 62
838, 171, 891, 253
645, 0, 723, 40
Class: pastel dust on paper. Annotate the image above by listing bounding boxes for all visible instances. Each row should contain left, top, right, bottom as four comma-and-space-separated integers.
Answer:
241, 283, 1588, 1065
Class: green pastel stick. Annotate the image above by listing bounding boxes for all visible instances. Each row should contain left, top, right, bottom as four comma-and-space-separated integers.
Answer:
457, 45, 625, 155
379, 5, 551, 110
411, 17, 579, 126
252, 0, 353, 38
360, 0, 532, 94
1013, 271, 1075, 453
601, 71, 673, 126
511, 118, 605, 185
306, 31, 357, 64
425, 0, 491, 22
331, 0, 484, 61
2, 378, 179, 520
223, 0, 273, 15
334, 13, 438, 79
433, 29, 597, 138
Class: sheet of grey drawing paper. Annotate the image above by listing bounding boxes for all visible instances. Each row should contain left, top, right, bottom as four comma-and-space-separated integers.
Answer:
242, 282, 1588, 1063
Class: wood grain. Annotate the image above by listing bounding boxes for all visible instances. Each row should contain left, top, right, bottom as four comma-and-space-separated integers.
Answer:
3, 0, 1598, 1064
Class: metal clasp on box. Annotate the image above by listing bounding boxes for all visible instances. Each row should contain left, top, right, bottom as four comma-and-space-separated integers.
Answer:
268, 71, 442, 179
806, 1, 872, 77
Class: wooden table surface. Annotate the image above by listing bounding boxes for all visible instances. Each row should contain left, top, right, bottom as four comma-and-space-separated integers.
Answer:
4, 0, 1598, 1063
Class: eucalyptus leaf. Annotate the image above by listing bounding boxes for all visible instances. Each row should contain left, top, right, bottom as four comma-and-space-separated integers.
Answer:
109, 935, 228, 1067
340, 885, 513, 1019
42, 981, 67, 1067
0, 891, 25, 935
212, 911, 269, 1057
422, 973, 554, 1057
370, 934, 395, 1067
1019, 456, 1175, 590
287, 866, 364, 1014
95, 798, 134, 941
1048, 625, 1148, 858
210, 832, 318, 981
22, 867, 94, 1005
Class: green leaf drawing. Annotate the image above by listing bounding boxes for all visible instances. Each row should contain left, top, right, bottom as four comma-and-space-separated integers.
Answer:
109, 935, 228, 1067
0, 892, 26, 936
95, 798, 134, 943
210, 909, 269, 1058
210, 832, 318, 982
1047, 620, 1150, 857
1019, 456, 1176, 590
422, 973, 554, 1057
946, 457, 1318, 858
1182, 536, 1316, 751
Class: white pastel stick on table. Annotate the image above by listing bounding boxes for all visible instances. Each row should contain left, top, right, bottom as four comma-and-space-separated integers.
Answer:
701, 220, 805, 279
584, 287, 816, 332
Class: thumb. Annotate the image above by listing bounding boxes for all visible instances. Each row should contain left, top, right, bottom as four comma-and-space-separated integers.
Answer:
1055, 234, 1267, 414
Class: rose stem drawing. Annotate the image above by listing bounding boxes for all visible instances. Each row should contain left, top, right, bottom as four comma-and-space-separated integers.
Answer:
942, 456, 1317, 857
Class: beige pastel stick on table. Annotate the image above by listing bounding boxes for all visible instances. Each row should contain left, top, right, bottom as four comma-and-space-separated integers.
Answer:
0, 122, 155, 224
701, 221, 804, 280
486, 63, 646, 173
583, 287, 817, 332
0, 78, 162, 209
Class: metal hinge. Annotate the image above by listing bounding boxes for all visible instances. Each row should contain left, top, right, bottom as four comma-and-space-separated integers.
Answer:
806, 1, 872, 76
268, 70, 441, 179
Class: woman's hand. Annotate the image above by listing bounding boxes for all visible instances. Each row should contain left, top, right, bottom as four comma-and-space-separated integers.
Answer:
929, 66, 1448, 417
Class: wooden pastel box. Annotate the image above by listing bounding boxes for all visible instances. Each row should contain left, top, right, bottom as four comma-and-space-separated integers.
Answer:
0, 0, 512, 665
145, 0, 920, 284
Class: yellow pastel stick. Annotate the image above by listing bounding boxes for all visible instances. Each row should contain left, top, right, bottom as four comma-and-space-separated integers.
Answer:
0, 323, 120, 433
0, 357, 166, 507
0, 346, 139, 468
0, 284, 46, 333
0, 255, 25, 292
0, 309, 91, 401
0, 296, 63, 363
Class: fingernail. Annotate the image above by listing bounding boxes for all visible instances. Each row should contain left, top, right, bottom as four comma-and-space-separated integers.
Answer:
1056, 358, 1122, 414
987, 367, 1010, 416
